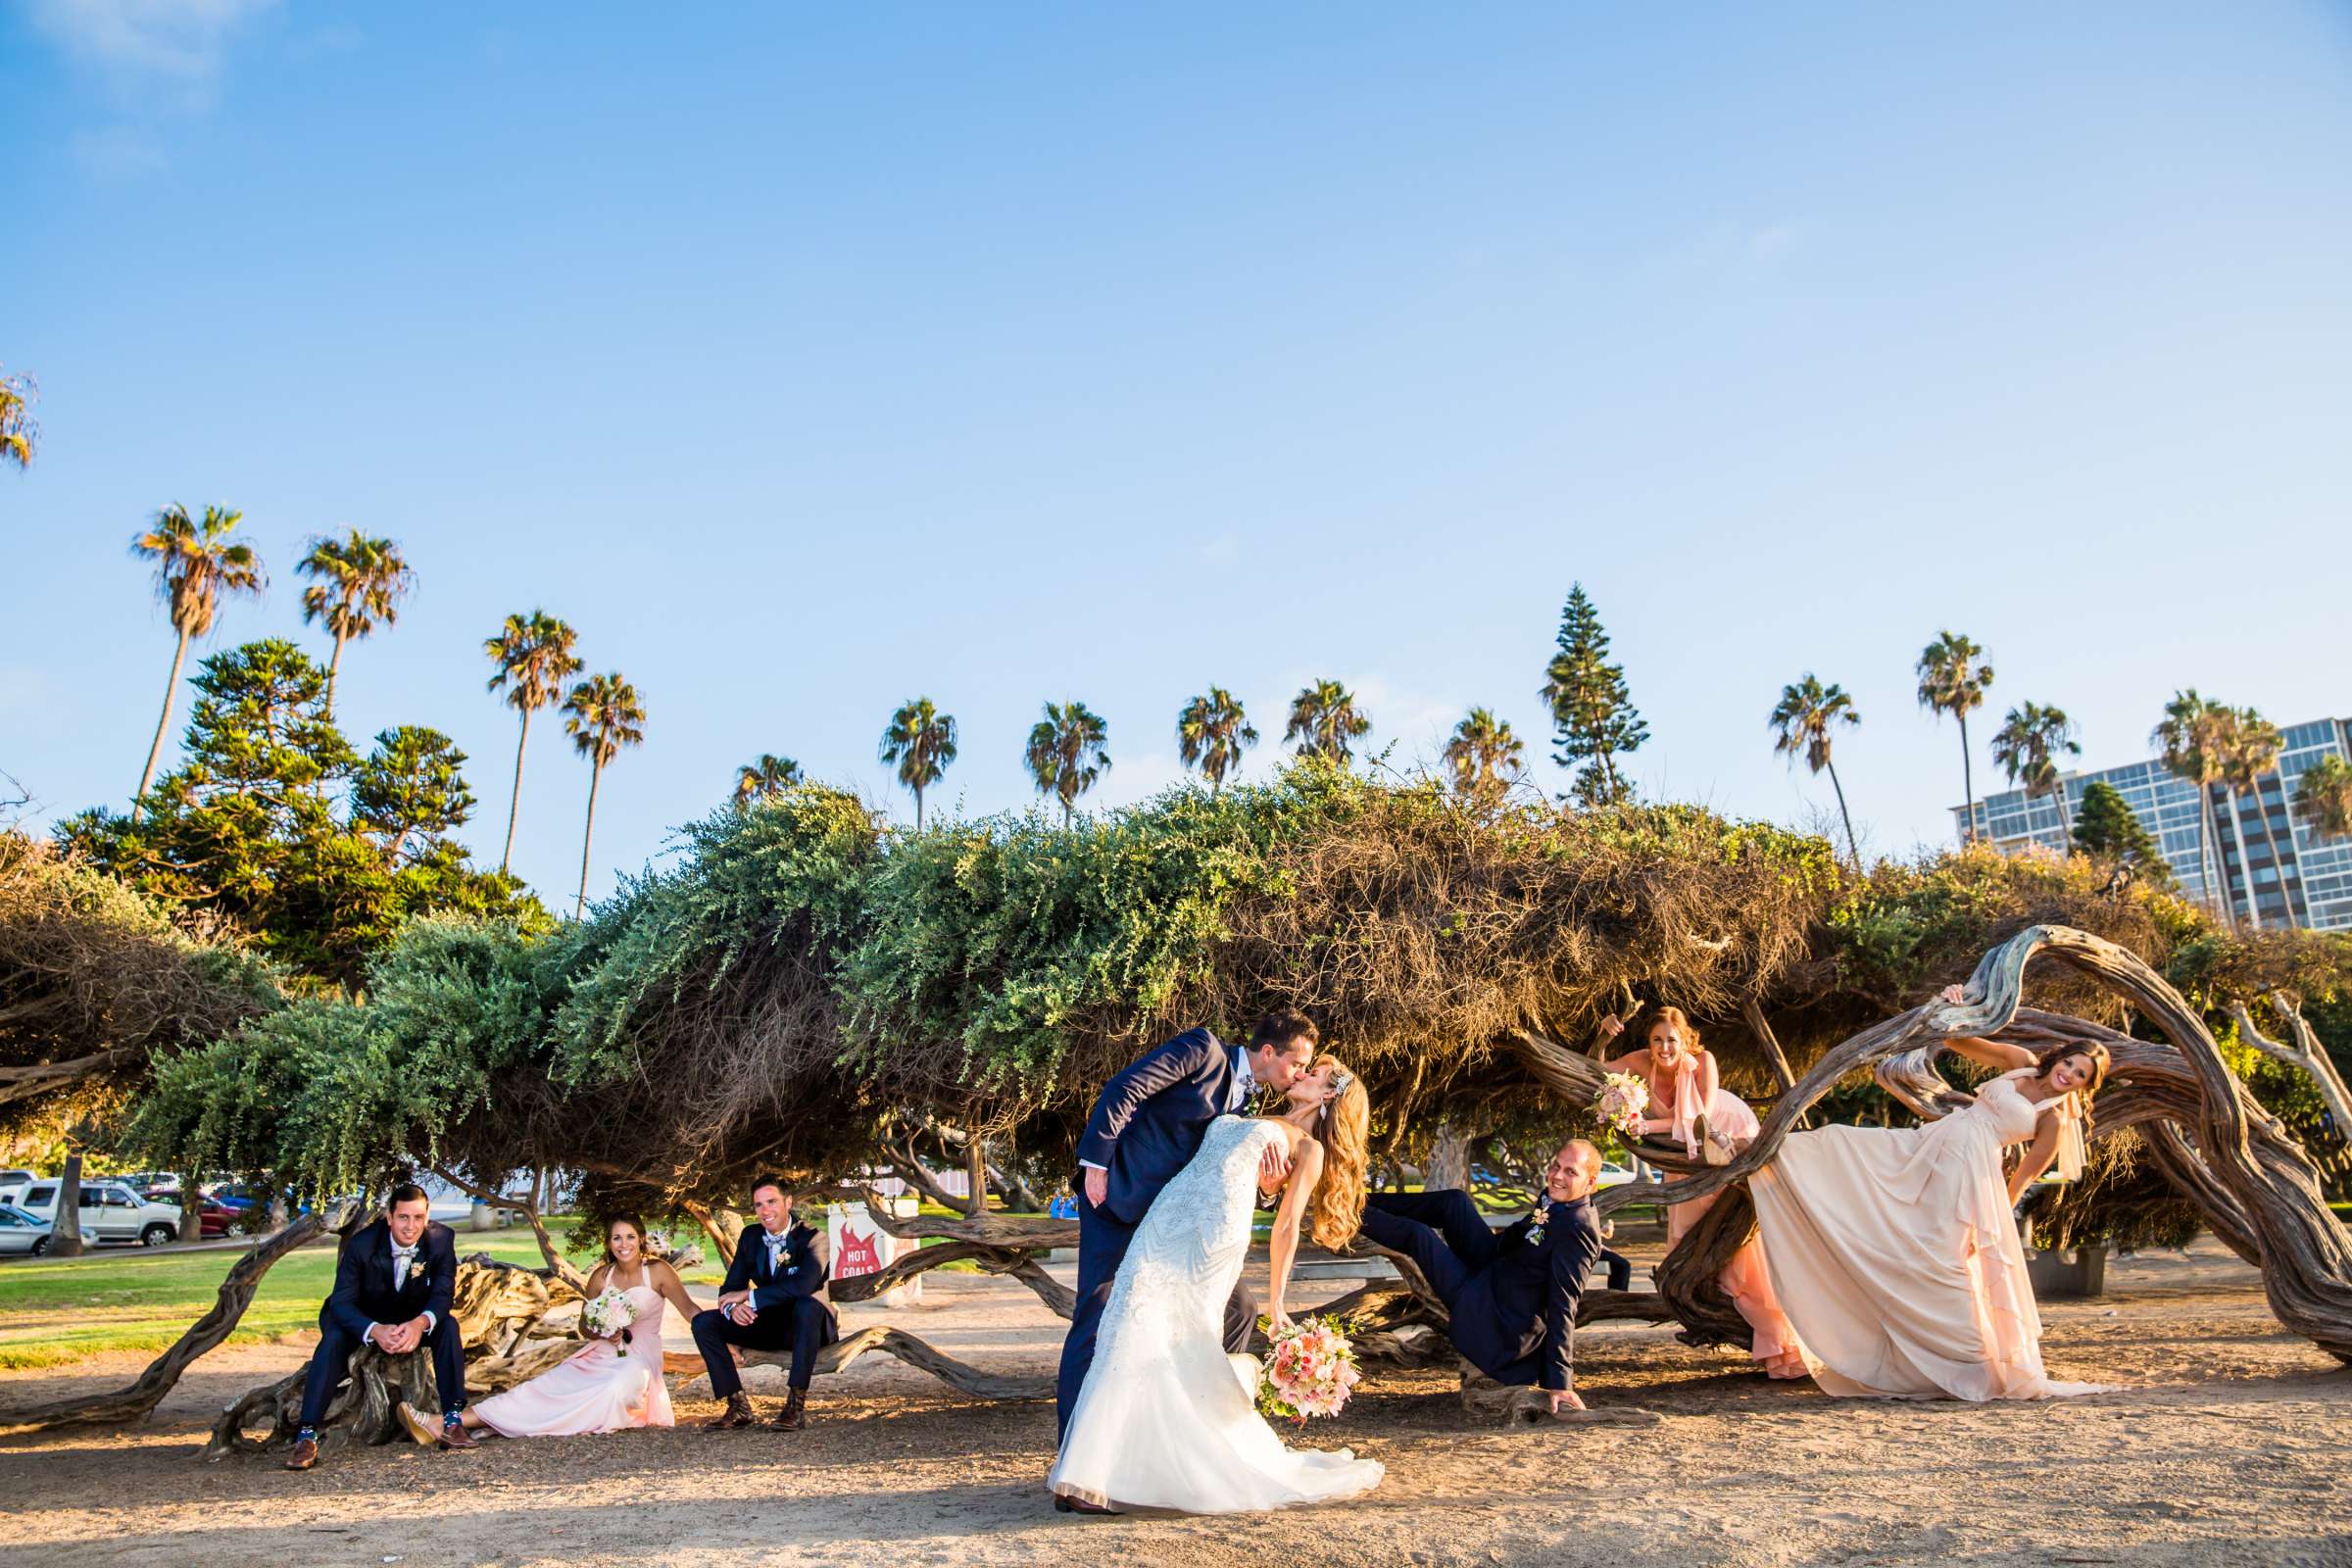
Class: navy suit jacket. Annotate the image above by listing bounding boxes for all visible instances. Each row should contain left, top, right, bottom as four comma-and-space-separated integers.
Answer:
1074, 1026, 1243, 1225
719, 1220, 838, 1340
322, 1217, 459, 1342
1451, 1196, 1603, 1392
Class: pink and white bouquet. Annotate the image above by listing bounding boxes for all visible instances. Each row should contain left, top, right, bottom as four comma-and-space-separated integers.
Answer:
1257, 1315, 1362, 1422
1593, 1071, 1650, 1140
580, 1287, 639, 1355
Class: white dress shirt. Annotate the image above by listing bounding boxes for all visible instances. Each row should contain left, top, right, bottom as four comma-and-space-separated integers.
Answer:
365, 1235, 435, 1346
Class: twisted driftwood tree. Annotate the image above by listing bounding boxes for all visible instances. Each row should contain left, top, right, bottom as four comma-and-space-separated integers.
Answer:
1504, 924, 2352, 1364
97, 773, 2352, 1435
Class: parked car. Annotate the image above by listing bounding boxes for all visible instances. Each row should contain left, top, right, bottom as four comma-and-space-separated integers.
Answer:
0, 1171, 36, 1206
0, 1203, 99, 1256
143, 1190, 238, 1240
116, 1171, 183, 1198
12, 1180, 185, 1247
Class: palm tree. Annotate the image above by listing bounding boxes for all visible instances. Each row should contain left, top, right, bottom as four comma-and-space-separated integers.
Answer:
0, 368, 36, 471
129, 505, 266, 814
733, 754, 803, 808
1769, 674, 1863, 867
2153, 689, 2238, 929
1989, 702, 2080, 848
1026, 701, 1110, 825
2293, 754, 2352, 842
879, 697, 957, 831
483, 611, 583, 874
1916, 631, 1993, 844
1286, 678, 1371, 765
561, 672, 646, 919
1443, 708, 1523, 800
1176, 687, 1257, 792
2223, 707, 2297, 928
296, 529, 415, 712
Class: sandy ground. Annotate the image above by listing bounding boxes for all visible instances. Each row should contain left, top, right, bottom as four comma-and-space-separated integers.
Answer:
0, 1235, 2346, 1568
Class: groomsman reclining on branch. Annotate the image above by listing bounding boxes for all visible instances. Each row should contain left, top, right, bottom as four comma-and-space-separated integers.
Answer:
691, 1175, 838, 1432
285, 1182, 470, 1470
1356, 1140, 1606, 1417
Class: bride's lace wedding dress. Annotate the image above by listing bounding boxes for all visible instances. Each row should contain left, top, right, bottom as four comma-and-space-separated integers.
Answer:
1049, 1114, 1384, 1514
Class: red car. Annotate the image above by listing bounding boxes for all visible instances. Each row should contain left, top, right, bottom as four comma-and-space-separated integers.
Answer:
143, 1191, 239, 1240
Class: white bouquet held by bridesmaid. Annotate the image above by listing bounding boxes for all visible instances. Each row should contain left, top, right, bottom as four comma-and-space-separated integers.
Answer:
580, 1287, 640, 1355
1257, 1315, 1362, 1422
1594, 1071, 1650, 1140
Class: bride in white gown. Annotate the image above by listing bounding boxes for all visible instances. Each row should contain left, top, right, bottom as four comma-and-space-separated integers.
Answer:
1050, 1054, 1386, 1515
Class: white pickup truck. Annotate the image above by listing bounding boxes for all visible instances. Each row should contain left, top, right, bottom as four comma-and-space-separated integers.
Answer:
11, 1179, 185, 1247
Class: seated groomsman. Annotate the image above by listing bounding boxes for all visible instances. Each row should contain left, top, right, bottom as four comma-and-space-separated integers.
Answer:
1356, 1140, 1606, 1417
691, 1175, 838, 1432
285, 1182, 470, 1470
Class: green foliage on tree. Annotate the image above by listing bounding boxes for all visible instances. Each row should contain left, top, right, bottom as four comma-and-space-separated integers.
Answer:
1916, 629, 1992, 842
879, 697, 956, 831
2072, 779, 2171, 881
1541, 585, 1645, 807
1284, 680, 1371, 766
61, 638, 544, 983
1025, 701, 1110, 824
1177, 688, 1256, 792
2296, 754, 2352, 843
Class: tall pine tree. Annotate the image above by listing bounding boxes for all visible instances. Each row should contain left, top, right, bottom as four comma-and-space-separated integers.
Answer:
1541, 584, 1647, 806
2072, 779, 2171, 881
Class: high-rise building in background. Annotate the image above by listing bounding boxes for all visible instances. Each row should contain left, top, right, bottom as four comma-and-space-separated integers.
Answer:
1952, 715, 2352, 933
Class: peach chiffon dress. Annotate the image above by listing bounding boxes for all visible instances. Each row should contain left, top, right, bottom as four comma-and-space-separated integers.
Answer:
470, 1279, 675, 1437
1654, 1057, 1808, 1378
1750, 1069, 2102, 1400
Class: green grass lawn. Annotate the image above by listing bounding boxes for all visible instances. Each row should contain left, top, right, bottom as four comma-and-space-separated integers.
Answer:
0, 1225, 730, 1372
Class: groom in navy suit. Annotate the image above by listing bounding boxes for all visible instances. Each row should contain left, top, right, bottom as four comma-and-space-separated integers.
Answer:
692, 1175, 838, 1432
284, 1182, 468, 1470
1054, 1011, 1321, 1470
1358, 1139, 1606, 1417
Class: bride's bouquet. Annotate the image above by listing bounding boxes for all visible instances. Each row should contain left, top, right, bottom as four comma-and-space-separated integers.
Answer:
1256, 1316, 1362, 1423
1593, 1071, 1650, 1140
580, 1287, 639, 1355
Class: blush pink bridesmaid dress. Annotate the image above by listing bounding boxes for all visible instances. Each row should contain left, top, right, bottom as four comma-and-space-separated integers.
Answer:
1656, 1057, 1809, 1378
1749, 1069, 2103, 1400
470, 1278, 676, 1437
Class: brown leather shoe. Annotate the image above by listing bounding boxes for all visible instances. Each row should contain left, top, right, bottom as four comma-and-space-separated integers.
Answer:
282, 1436, 320, 1471
436, 1416, 480, 1450
770, 1388, 808, 1431
706, 1392, 756, 1430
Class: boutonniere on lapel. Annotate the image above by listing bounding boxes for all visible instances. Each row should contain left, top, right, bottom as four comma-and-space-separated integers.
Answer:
1526, 1201, 1551, 1248
407, 1259, 426, 1283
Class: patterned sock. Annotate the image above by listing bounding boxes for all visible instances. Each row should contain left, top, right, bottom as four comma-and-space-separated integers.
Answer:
295, 1425, 317, 1442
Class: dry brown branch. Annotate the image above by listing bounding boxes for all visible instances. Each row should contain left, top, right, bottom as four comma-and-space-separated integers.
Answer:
0, 1200, 351, 1434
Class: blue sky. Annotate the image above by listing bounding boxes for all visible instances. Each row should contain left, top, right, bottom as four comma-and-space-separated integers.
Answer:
6, 2, 2350, 909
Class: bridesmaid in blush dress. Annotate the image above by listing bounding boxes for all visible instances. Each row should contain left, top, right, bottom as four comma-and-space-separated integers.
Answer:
400, 1214, 697, 1445
1601, 1007, 1808, 1378
1748, 986, 2111, 1401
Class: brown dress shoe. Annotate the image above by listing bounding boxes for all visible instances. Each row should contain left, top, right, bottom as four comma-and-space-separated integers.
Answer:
282, 1436, 320, 1471
436, 1416, 481, 1450
706, 1392, 756, 1430
770, 1388, 808, 1431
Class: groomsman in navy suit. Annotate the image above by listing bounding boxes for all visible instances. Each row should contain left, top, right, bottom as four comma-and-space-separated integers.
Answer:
692, 1176, 838, 1432
1053, 1010, 1320, 1487
284, 1182, 469, 1470
1358, 1139, 1607, 1417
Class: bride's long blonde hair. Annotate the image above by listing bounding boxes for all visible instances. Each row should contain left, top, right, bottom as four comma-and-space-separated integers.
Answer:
1305, 1053, 1371, 1250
